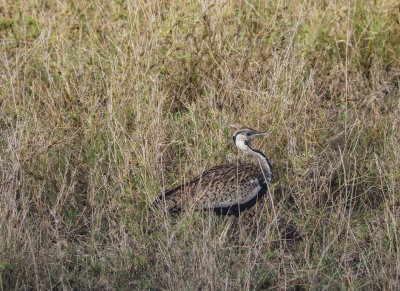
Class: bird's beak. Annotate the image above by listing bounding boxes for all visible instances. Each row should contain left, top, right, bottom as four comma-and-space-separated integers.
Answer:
253, 131, 267, 137
248, 131, 267, 142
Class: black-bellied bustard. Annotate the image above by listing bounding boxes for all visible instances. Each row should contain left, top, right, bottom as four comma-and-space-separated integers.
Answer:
155, 128, 273, 216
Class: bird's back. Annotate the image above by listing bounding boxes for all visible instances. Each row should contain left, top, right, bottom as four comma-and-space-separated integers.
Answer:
156, 163, 269, 215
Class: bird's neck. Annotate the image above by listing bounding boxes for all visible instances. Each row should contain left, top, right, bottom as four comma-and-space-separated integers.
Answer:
238, 141, 273, 183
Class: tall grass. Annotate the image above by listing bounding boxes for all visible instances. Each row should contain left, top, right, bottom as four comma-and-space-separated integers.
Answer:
1, 0, 399, 289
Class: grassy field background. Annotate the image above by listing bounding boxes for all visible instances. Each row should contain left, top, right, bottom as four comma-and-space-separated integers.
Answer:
1, 0, 400, 289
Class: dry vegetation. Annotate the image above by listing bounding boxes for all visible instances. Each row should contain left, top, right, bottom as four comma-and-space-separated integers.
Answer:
1, 0, 400, 289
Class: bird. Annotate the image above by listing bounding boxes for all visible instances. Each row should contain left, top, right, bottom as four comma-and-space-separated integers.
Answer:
155, 128, 273, 216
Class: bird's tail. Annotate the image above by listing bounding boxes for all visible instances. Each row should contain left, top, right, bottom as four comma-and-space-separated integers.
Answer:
149, 189, 182, 214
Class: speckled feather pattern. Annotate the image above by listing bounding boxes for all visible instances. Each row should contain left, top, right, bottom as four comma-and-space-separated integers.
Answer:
157, 162, 269, 214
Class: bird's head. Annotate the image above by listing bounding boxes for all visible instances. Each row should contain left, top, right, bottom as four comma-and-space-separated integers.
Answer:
233, 128, 267, 151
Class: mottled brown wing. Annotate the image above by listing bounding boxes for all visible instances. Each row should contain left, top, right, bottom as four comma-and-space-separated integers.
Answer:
157, 163, 266, 211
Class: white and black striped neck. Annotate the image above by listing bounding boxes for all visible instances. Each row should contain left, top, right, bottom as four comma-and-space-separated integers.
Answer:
247, 144, 273, 183
233, 131, 273, 183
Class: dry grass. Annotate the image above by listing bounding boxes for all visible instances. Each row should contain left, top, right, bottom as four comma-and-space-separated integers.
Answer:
1, 0, 400, 289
